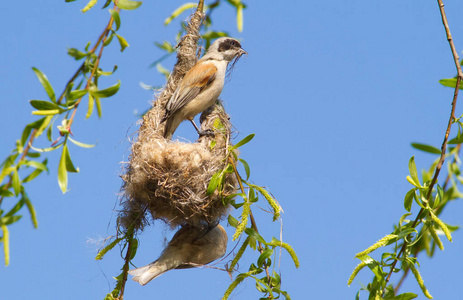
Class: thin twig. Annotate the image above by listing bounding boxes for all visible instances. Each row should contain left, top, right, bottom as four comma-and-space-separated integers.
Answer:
384, 0, 463, 291
228, 156, 272, 285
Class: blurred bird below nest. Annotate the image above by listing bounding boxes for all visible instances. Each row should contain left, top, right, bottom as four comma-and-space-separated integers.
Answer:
128, 224, 228, 285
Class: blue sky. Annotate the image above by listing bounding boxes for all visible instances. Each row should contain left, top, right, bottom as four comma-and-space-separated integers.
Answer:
1, 1, 463, 299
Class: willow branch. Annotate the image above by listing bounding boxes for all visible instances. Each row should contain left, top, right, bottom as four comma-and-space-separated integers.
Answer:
384, 0, 463, 290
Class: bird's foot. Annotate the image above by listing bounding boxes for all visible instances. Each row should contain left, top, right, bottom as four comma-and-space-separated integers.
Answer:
198, 129, 215, 137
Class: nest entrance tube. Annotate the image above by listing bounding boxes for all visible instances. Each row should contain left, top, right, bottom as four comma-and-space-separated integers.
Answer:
119, 2, 237, 231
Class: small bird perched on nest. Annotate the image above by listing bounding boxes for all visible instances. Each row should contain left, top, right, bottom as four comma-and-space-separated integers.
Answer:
162, 37, 246, 139
128, 224, 228, 285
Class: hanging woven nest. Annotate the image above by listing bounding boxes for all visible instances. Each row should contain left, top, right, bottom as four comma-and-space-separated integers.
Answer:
118, 5, 237, 230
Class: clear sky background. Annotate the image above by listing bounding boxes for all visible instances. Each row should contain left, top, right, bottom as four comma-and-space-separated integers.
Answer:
1, 1, 463, 299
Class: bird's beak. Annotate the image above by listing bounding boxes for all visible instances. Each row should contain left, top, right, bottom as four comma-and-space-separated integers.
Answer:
238, 48, 247, 57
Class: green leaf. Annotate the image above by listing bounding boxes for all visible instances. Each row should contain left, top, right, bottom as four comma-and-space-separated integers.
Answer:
115, 34, 129, 52
109, 9, 121, 31
154, 41, 175, 53
404, 188, 415, 212
29, 100, 60, 111
81, 0, 97, 12
433, 185, 443, 208
58, 146, 68, 194
230, 134, 255, 150
257, 248, 273, 267
68, 137, 96, 148
164, 3, 197, 25
90, 80, 120, 98
228, 215, 238, 228
22, 159, 48, 183
103, 32, 115, 46
156, 63, 170, 80
5, 198, 25, 217
23, 192, 38, 228
0, 215, 22, 226
244, 227, 266, 245
68, 48, 88, 60
11, 170, 21, 196
408, 156, 420, 187
32, 67, 56, 102
236, 3, 244, 32
383, 293, 417, 300
58, 145, 79, 194
23, 160, 48, 172
1, 225, 10, 266
31, 109, 61, 116
238, 158, 250, 180
95, 97, 102, 118
448, 134, 463, 144
207, 172, 221, 195
411, 143, 441, 155
0, 188, 14, 198
30, 143, 63, 153
67, 89, 88, 101
114, 0, 142, 10
439, 77, 463, 89
102, 0, 112, 8
86, 92, 94, 119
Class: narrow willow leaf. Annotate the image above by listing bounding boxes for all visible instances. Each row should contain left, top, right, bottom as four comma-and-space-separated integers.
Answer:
408, 156, 420, 187
32, 67, 56, 102
30, 143, 63, 153
12, 170, 20, 196
238, 158, 250, 180
244, 227, 266, 245
67, 89, 88, 101
81, 0, 98, 13
227, 214, 238, 228
115, 0, 142, 10
5, 198, 25, 217
64, 146, 79, 173
29, 100, 60, 111
439, 77, 463, 90
68, 137, 96, 148
109, 9, 121, 31
103, 32, 115, 46
32, 109, 61, 116
23, 192, 38, 228
0, 189, 14, 197
23, 160, 46, 171
230, 133, 255, 150
411, 143, 441, 155
86, 92, 94, 119
1, 215, 22, 225
164, 3, 197, 25
207, 172, 221, 195
257, 248, 273, 268
58, 146, 68, 194
236, 3, 243, 32
90, 80, 120, 98
115, 34, 129, 52
1, 225, 9, 266
404, 188, 415, 212
156, 63, 170, 80
95, 97, 102, 118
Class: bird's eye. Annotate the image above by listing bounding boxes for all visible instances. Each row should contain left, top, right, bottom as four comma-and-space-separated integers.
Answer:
230, 41, 236, 46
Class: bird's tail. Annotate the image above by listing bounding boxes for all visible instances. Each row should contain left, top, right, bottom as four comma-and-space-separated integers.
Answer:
128, 261, 168, 286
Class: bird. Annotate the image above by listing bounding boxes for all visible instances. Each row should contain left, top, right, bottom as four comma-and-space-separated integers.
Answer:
161, 37, 247, 139
128, 224, 228, 286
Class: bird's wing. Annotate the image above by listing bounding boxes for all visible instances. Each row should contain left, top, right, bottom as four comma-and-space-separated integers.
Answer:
165, 62, 217, 117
